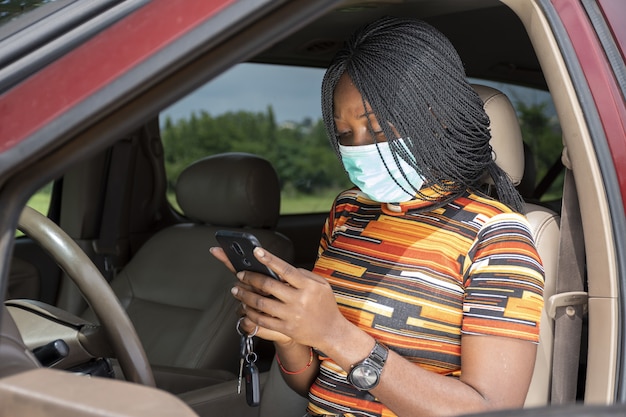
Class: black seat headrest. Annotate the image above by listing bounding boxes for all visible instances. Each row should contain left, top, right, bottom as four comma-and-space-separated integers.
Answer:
175, 152, 281, 228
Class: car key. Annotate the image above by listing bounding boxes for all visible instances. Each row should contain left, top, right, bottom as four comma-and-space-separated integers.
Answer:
244, 359, 261, 407
236, 317, 260, 405
237, 333, 246, 394
243, 334, 260, 407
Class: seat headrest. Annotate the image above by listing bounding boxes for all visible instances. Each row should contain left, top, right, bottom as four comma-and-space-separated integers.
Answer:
175, 152, 281, 228
472, 84, 525, 186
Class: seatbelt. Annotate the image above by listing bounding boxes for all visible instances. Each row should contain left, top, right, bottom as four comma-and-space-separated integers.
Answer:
547, 149, 588, 404
93, 137, 135, 280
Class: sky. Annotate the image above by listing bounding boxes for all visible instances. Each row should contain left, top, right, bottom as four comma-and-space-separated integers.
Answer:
161, 63, 326, 125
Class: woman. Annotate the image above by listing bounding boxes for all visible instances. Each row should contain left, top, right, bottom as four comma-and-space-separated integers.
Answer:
211, 16, 544, 417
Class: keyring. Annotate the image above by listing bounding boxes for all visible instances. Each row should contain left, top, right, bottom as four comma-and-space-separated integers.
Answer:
236, 316, 259, 337
236, 317, 245, 336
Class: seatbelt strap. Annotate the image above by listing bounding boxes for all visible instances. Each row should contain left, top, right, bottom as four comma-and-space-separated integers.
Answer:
93, 138, 135, 280
548, 151, 587, 404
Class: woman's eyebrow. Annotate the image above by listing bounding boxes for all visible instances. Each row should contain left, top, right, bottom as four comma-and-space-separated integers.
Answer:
333, 110, 375, 120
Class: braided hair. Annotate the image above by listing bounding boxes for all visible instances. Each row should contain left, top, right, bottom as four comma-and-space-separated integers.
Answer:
321, 16, 524, 213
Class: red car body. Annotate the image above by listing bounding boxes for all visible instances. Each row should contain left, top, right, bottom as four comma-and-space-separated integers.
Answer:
0, 0, 625, 415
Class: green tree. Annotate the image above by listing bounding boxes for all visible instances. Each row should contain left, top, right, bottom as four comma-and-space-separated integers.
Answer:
516, 100, 563, 200
0, 0, 53, 24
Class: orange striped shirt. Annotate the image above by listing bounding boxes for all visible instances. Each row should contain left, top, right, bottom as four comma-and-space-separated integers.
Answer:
307, 187, 544, 416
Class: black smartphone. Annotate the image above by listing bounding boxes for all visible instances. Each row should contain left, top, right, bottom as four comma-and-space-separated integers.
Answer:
215, 230, 280, 280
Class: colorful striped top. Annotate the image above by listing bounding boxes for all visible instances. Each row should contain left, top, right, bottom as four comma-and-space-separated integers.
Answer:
306, 187, 545, 417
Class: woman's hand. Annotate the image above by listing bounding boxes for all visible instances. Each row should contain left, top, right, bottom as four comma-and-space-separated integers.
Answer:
212, 246, 349, 353
210, 246, 291, 343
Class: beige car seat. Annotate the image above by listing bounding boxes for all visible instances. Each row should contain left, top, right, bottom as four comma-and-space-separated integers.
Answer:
473, 84, 560, 407
83, 152, 294, 394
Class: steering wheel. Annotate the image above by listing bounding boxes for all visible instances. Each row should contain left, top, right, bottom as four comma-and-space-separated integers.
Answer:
17, 206, 155, 387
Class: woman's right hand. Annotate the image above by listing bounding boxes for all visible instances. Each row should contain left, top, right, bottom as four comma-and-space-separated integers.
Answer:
210, 246, 292, 344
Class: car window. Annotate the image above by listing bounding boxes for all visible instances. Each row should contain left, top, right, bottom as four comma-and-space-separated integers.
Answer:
161, 64, 562, 215
160, 63, 351, 215
15, 182, 53, 237
26, 183, 52, 214
0, 0, 54, 25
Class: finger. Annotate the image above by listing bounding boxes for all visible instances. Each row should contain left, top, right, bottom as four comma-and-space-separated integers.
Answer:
240, 301, 284, 335
236, 269, 295, 301
239, 312, 291, 344
237, 300, 260, 316
209, 247, 236, 274
253, 248, 329, 289
232, 283, 288, 320
252, 247, 309, 288
231, 283, 276, 315
234, 292, 291, 343
236, 315, 258, 336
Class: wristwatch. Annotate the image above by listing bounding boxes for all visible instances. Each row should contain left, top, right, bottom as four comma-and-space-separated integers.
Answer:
347, 341, 389, 391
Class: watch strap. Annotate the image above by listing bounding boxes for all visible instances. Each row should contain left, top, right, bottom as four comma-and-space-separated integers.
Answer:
347, 341, 389, 390
367, 341, 388, 367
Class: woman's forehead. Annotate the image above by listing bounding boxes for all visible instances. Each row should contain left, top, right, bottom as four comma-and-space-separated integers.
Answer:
333, 74, 375, 116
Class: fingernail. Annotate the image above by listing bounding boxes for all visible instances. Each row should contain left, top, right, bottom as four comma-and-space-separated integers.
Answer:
254, 247, 265, 257
236, 271, 244, 280
231, 287, 239, 296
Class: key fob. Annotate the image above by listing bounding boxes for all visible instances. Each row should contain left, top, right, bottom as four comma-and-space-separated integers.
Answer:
244, 361, 261, 407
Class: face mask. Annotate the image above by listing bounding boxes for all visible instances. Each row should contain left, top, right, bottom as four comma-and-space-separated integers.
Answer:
339, 139, 425, 203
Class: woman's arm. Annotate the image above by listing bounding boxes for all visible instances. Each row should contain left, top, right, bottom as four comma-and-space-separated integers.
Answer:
273, 341, 320, 396
231, 247, 539, 417
325, 327, 537, 416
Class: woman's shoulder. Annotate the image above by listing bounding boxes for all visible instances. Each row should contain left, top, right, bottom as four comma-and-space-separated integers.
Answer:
335, 187, 361, 200
461, 189, 532, 229
334, 187, 379, 207
462, 189, 519, 215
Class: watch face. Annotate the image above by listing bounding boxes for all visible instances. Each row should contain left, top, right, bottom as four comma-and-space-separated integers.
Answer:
350, 363, 380, 389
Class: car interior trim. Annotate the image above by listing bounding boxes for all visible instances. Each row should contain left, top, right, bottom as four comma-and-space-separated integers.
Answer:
507, 0, 620, 404
550, 7, 626, 401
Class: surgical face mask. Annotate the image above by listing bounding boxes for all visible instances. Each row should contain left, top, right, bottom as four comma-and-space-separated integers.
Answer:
339, 139, 425, 203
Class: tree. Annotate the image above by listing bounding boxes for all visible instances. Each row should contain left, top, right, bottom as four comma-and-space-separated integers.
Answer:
161, 110, 350, 196
0, 0, 53, 24
516, 100, 563, 199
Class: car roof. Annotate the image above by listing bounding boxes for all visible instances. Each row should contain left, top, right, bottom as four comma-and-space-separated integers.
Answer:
253, 1, 543, 89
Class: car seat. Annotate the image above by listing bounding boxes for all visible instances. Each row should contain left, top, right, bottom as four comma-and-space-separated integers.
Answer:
82, 152, 294, 394
473, 84, 560, 407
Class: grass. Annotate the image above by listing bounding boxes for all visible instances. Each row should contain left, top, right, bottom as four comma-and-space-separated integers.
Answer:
26, 192, 51, 215
280, 189, 340, 214
16, 191, 52, 237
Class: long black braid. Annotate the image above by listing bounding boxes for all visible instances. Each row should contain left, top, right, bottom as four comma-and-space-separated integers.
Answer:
321, 16, 524, 213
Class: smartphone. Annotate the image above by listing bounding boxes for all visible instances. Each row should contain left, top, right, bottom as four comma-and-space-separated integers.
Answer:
215, 230, 280, 280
